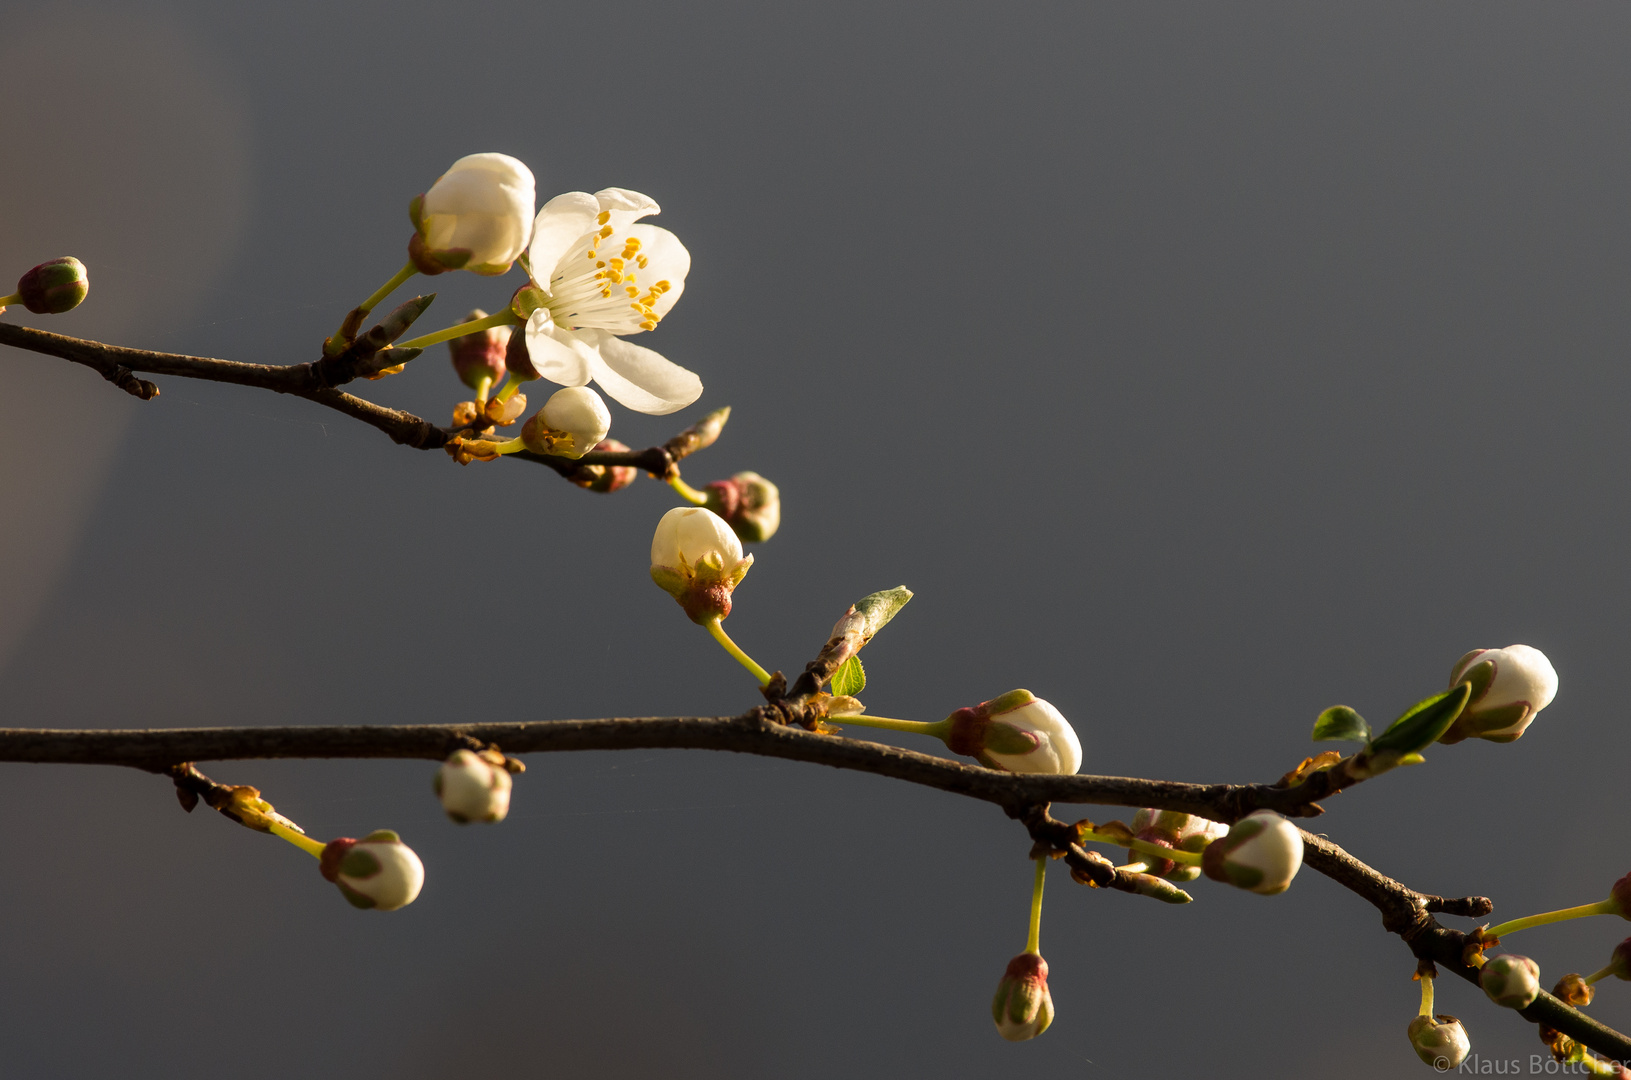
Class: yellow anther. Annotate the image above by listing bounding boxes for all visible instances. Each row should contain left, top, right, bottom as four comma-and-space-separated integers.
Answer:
609, 258, 625, 269
637, 256, 649, 268
597, 261, 606, 268
656, 280, 672, 292
626, 286, 639, 297
601, 289, 612, 298
641, 321, 657, 331
605, 269, 623, 283
623, 236, 642, 249
597, 210, 610, 225
599, 225, 614, 238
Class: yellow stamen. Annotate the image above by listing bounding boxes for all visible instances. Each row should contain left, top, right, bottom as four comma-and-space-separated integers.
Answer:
597, 210, 610, 225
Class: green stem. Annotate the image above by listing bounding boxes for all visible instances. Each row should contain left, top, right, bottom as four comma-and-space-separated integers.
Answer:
473, 374, 493, 407
268, 820, 326, 859
667, 474, 711, 505
0, 291, 22, 308
494, 372, 525, 403
1419, 973, 1434, 1017
705, 618, 772, 687
1078, 829, 1204, 866
827, 714, 951, 739
358, 261, 418, 317
1026, 855, 1046, 954
1586, 963, 1618, 986
394, 308, 518, 352
1486, 898, 1619, 940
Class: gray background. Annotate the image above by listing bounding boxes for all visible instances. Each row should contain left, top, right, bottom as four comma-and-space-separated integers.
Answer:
0, 2, 1627, 1076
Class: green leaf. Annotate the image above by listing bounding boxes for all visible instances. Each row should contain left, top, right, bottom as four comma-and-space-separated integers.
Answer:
832, 654, 866, 697
1311, 705, 1370, 743
1370, 683, 1472, 757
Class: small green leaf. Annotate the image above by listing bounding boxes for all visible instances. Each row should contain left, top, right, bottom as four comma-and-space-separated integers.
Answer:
832, 654, 866, 697
1370, 683, 1472, 757
1311, 705, 1371, 743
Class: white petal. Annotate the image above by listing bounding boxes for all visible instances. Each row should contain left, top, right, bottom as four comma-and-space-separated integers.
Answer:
422, 154, 535, 266
524, 309, 595, 386
624, 224, 690, 319
595, 187, 660, 234
582, 330, 703, 415
529, 191, 600, 277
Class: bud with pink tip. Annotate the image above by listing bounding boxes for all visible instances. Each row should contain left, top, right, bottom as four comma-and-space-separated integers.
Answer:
1480, 954, 1541, 1009
1201, 810, 1303, 895
1439, 644, 1558, 744
704, 471, 781, 543
991, 952, 1054, 1042
14, 257, 89, 314
650, 507, 754, 624
319, 830, 425, 911
447, 308, 510, 391
434, 749, 512, 824
943, 690, 1081, 775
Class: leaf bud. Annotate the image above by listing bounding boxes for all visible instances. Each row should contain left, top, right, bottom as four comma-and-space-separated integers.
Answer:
663, 406, 731, 461
943, 690, 1081, 775
16, 256, 89, 314
703, 471, 781, 543
1408, 1014, 1471, 1070
447, 308, 511, 391
1480, 954, 1541, 1009
521, 386, 611, 459
649, 506, 754, 624
319, 830, 425, 911
434, 749, 513, 824
1200, 810, 1304, 895
991, 952, 1054, 1042
1439, 644, 1558, 744
570, 438, 640, 493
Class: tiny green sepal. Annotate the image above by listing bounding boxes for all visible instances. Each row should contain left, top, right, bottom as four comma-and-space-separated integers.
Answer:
1370, 683, 1471, 757
832, 654, 866, 697
1311, 705, 1370, 743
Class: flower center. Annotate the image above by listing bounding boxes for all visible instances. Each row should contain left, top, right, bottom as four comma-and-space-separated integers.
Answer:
545, 210, 672, 334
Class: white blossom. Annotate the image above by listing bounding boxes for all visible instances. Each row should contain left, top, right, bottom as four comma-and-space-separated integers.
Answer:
522, 386, 612, 459
1443, 644, 1558, 743
413, 153, 536, 274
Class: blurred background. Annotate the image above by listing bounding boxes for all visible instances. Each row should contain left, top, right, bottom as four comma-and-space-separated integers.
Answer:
0, 1, 1627, 1076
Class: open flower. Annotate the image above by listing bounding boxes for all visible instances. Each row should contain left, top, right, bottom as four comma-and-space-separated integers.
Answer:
1440, 644, 1558, 744
517, 188, 701, 415
650, 506, 753, 624
943, 690, 1081, 775
409, 153, 536, 275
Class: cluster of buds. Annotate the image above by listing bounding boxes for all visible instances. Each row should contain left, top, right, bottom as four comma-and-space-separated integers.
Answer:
1439, 644, 1558, 744
991, 952, 1054, 1041
649, 506, 754, 624
434, 749, 514, 824
1200, 810, 1303, 895
703, 471, 781, 543
1126, 809, 1226, 881
942, 690, 1081, 775
3, 257, 89, 314
318, 831, 425, 911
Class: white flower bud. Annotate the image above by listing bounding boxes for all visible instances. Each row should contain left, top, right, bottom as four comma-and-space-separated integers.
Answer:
1408, 1013, 1471, 1070
649, 507, 754, 623
1480, 954, 1541, 1009
320, 830, 425, 911
1200, 810, 1303, 895
944, 690, 1081, 775
409, 153, 535, 275
1440, 644, 1558, 744
991, 952, 1055, 1042
521, 386, 612, 459
434, 749, 513, 824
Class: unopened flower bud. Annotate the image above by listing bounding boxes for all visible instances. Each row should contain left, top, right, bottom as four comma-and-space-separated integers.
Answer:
521, 386, 611, 459
319, 830, 425, 911
1440, 644, 1558, 744
502, 311, 542, 380
1480, 954, 1541, 1009
991, 952, 1054, 1042
1408, 1014, 1471, 1070
1128, 809, 1226, 881
570, 438, 640, 493
1201, 810, 1304, 895
944, 690, 1081, 775
447, 308, 510, 391
434, 749, 512, 824
650, 506, 754, 623
408, 153, 535, 275
703, 471, 781, 543
16, 257, 89, 314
